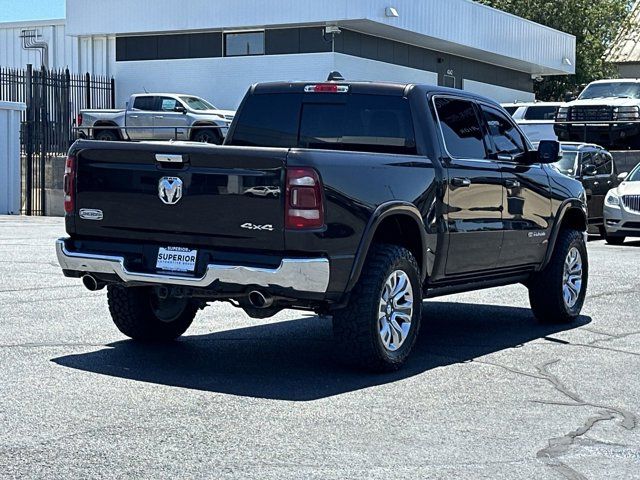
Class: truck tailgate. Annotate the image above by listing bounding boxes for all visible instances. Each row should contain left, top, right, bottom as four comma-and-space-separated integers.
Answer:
73, 142, 286, 251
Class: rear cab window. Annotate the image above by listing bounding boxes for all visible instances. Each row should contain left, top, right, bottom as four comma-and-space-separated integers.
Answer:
523, 106, 558, 121
132, 96, 157, 111
227, 92, 417, 155
433, 97, 486, 159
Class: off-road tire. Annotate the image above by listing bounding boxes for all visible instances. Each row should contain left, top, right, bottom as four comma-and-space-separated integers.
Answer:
528, 229, 588, 324
192, 128, 222, 144
94, 130, 119, 141
107, 285, 198, 341
332, 244, 422, 372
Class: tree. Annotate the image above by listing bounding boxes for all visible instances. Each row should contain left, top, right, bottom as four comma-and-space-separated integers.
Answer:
476, 0, 633, 100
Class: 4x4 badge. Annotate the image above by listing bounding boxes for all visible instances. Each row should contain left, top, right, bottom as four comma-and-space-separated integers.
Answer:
158, 177, 183, 205
241, 223, 274, 231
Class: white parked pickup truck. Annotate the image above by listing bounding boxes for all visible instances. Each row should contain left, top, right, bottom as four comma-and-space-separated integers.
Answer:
78, 93, 235, 144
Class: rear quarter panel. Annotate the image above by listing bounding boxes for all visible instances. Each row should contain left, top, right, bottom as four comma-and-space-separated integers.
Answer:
285, 149, 440, 297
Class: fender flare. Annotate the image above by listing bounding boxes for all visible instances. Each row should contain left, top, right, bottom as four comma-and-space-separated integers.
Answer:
345, 202, 429, 292
539, 199, 588, 271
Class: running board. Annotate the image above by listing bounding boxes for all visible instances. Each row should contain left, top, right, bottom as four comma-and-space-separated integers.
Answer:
424, 274, 531, 299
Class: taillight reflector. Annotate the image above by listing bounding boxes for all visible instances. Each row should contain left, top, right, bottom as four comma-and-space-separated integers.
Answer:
63, 156, 76, 214
285, 168, 324, 229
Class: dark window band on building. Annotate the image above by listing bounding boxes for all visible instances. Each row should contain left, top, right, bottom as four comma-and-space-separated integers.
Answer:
116, 33, 223, 61
115, 27, 532, 93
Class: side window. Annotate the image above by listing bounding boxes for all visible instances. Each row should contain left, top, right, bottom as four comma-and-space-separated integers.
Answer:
580, 151, 593, 174
132, 96, 157, 111
160, 97, 180, 112
523, 106, 558, 121
591, 151, 613, 175
434, 97, 486, 159
480, 105, 526, 157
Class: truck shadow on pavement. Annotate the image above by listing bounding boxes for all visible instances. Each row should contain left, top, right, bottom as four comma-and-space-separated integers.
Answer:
52, 301, 591, 401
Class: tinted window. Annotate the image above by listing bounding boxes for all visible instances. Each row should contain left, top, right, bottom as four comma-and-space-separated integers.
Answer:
481, 106, 526, 156
434, 98, 486, 159
228, 93, 417, 155
228, 94, 301, 148
503, 106, 518, 116
524, 106, 558, 121
225, 32, 265, 56
583, 151, 613, 175
132, 96, 157, 111
299, 95, 416, 155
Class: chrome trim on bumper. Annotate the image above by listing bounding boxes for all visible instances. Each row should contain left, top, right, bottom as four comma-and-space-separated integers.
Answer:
56, 239, 330, 293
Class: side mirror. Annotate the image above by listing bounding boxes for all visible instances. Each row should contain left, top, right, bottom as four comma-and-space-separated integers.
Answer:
582, 164, 598, 177
536, 140, 561, 164
174, 106, 187, 114
618, 172, 629, 181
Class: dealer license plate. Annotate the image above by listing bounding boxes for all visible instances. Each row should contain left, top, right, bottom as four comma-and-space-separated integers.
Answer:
156, 247, 198, 273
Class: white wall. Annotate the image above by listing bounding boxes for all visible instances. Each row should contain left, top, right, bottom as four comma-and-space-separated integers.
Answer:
66, 0, 575, 76
463, 79, 535, 104
114, 52, 438, 109
0, 102, 25, 215
0, 20, 115, 76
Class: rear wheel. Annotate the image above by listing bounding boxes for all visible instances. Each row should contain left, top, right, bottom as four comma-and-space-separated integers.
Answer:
94, 129, 119, 141
528, 229, 588, 323
107, 285, 199, 341
192, 128, 222, 144
332, 244, 422, 372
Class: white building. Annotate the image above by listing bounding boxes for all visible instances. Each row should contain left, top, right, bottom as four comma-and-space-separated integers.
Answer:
1, 0, 576, 110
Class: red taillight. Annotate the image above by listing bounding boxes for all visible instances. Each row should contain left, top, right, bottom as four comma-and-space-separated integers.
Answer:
63, 156, 76, 214
77, 113, 83, 126
285, 167, 324, 229
304, 84, 349, 93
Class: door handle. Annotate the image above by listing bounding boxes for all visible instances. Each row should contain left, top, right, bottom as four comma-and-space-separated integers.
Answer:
505, 179, 521, 188
129, 115, 139, 118
451, 177, 471, 188
154, 115, 164, 119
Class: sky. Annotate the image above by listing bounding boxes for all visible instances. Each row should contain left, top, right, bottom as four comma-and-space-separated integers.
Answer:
0, 0, 65, 23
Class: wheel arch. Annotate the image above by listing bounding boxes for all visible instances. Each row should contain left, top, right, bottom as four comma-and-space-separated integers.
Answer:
189, 121, 223, 142
345, 202, 428, 292
92, 121, 122, 140
540, 199, 588, 271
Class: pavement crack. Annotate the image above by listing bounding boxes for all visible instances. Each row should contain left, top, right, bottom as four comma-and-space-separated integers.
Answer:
475, 358, 638, 480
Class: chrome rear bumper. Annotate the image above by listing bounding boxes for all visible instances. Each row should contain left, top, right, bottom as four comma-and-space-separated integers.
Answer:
56, 239, 330, 293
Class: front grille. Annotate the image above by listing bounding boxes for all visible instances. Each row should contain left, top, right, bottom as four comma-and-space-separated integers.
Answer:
623, 195, 640, 213
569, 106, 613, 121
623, 221, 640, 229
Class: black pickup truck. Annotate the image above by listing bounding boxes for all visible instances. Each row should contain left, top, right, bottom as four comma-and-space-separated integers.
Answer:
57, 79, 589, 371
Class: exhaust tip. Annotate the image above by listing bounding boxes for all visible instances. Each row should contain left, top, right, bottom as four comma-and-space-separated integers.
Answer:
82, 274, 103, 291
248, 290, 273, 308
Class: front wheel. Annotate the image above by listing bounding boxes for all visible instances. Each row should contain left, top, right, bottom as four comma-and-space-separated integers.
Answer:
107, 285, 199, 341
332, 244, 422, 372
528, 229, 588, 323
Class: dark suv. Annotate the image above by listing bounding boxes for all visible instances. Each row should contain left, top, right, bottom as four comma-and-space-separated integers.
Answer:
552, 142, 622, 234
56, 80, 589, 371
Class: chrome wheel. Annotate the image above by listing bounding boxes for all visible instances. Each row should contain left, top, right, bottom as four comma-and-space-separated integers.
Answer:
563, 247, 583, 309
378, 270, 414, 352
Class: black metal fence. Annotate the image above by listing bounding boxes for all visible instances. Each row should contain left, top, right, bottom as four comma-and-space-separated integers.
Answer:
0, 64, 115, 215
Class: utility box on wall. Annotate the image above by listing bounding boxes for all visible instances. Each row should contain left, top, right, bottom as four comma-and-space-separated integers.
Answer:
0, 101, 25, 215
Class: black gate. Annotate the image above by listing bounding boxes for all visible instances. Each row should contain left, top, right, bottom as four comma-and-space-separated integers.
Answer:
0, 64, 114, 215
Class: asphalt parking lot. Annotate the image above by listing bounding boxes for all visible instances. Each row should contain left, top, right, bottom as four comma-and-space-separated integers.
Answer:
1, 215, 639, 480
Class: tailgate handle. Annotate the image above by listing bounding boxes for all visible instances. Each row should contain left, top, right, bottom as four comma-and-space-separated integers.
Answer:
155, 154, 184, 163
